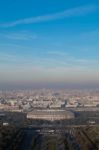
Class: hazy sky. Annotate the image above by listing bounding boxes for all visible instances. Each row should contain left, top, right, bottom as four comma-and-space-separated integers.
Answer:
0, 0, 99, 89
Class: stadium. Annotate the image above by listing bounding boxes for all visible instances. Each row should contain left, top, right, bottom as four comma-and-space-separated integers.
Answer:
27, 109, 75, 121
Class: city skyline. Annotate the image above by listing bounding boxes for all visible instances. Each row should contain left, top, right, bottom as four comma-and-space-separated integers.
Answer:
0, 0, 99, 89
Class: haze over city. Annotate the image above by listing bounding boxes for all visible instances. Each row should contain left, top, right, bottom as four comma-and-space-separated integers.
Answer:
1, 1, 99, 150
0, 0, 99, 89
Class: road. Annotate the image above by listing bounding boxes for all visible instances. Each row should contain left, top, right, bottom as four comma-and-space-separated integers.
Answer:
19, 128, 41, 150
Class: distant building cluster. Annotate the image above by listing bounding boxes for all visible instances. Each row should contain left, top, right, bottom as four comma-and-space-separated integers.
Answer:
0, 89, 99, 115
